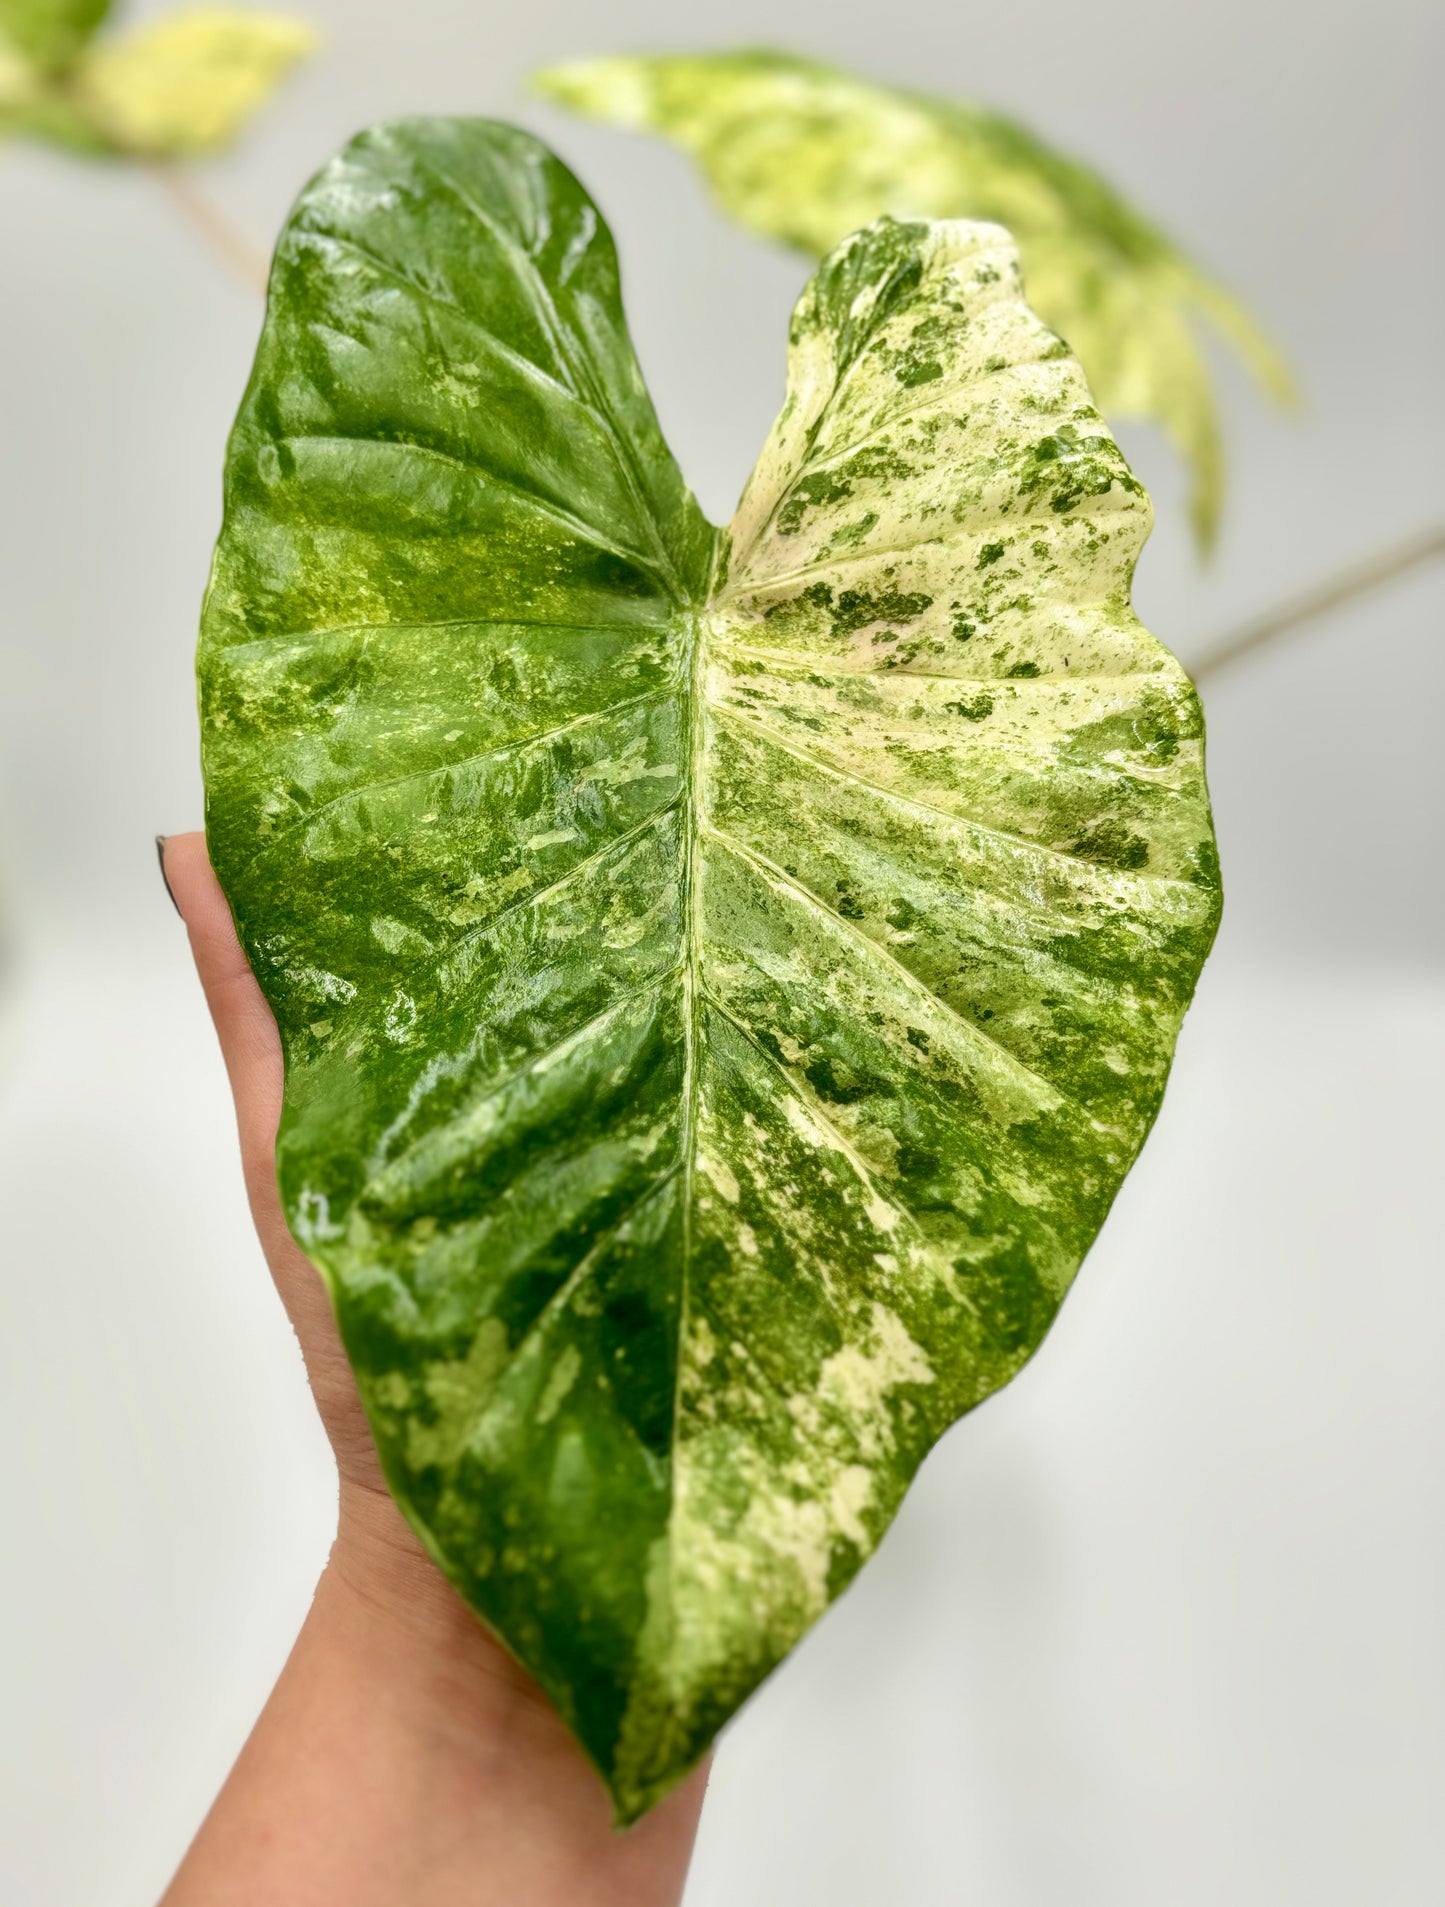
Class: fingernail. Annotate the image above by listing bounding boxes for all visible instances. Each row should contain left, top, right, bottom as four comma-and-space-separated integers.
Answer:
155, 834, 182, 918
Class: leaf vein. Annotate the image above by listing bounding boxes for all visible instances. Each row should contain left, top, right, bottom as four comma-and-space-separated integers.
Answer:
212, 614, 675, 661
703, 825, 1067, 1103
274, 432, 671, 587
404, 152, 685, 592
700, 989, 922, 1236
233, 686, 677, 884
710, 701, 1188, 884
472, 1166, 685, 1435
370, 969, 682, 1180
725, 480, 1140, 600
439, 799, 684, 961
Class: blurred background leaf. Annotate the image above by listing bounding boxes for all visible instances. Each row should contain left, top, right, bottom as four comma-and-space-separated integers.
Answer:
78, 10, 317, 155
0, 3, 316, 158
536, 48, 1295, 555
0, 0, 111, 76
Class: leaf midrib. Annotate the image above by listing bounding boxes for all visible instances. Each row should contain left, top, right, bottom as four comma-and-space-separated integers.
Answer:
668, 602, 707, 1603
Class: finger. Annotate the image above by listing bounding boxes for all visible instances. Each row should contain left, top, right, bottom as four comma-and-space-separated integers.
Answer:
162, 832, 283, 1173
161, 830, 295, 1275
162, 831, 365, 1447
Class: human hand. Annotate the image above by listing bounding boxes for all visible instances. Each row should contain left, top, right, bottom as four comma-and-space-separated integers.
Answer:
159, 832, 708, 1907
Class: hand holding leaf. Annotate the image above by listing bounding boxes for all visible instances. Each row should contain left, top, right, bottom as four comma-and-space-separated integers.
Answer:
158, 829, 712, 1905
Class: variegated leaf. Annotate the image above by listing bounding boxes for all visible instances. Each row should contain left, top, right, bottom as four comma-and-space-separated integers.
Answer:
1, 4, 315, 155
77, 8, 316, 155
0, 0, 109, 77
198, 118, 1219, 1820
535, 48, 1294, 553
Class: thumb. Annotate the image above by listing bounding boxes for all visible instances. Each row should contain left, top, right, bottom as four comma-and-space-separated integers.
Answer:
161, 829, 364, 1427
161, 834, 394, 1496
160, 830, 299, 1285
161, 831, 282, 1177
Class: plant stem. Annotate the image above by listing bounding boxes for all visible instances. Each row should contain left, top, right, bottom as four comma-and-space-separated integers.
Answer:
1193, 522, 1445, 682
147, 163, 270, 295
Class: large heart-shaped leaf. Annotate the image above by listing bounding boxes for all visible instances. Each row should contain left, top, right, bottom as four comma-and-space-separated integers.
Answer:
199, 118, 1220, 1820
534, 48, 1294, 554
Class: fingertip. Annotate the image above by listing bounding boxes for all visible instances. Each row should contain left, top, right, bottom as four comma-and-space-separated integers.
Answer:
163, 832, 264, 993
162, 831, 282, 1115
162, 832, 234, 952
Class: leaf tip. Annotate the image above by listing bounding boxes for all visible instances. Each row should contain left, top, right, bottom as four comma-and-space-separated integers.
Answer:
528, 56, 652, 129
1189, 478, 1222, 562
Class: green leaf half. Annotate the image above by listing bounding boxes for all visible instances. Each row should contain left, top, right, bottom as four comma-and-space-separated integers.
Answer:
534, 48, 1295, 554
199, 118, 1220, 1820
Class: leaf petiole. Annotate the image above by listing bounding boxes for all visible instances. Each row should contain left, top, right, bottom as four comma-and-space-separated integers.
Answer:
144, 159, 268, 292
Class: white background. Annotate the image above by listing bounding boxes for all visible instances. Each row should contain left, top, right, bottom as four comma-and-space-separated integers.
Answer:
1, 1, 1441, 1901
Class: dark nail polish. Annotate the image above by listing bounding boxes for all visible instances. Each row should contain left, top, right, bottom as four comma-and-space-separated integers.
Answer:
155, 834, 182, 917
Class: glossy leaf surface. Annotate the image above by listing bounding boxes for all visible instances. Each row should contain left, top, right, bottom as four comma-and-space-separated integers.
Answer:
199, 118, 1220, 1819
535, 48, 1293, 552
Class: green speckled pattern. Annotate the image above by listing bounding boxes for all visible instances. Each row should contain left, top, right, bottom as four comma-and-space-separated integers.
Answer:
199, 118, 1220, 1821
535, 48, 1294, 553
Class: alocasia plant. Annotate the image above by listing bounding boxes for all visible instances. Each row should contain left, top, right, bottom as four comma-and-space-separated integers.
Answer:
0, 0, 314, 157
534, 49, 1293, 554
198, 117, 1220, 1819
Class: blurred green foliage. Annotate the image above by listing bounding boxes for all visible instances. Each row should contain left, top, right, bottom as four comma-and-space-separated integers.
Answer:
0, 1, 315, 158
